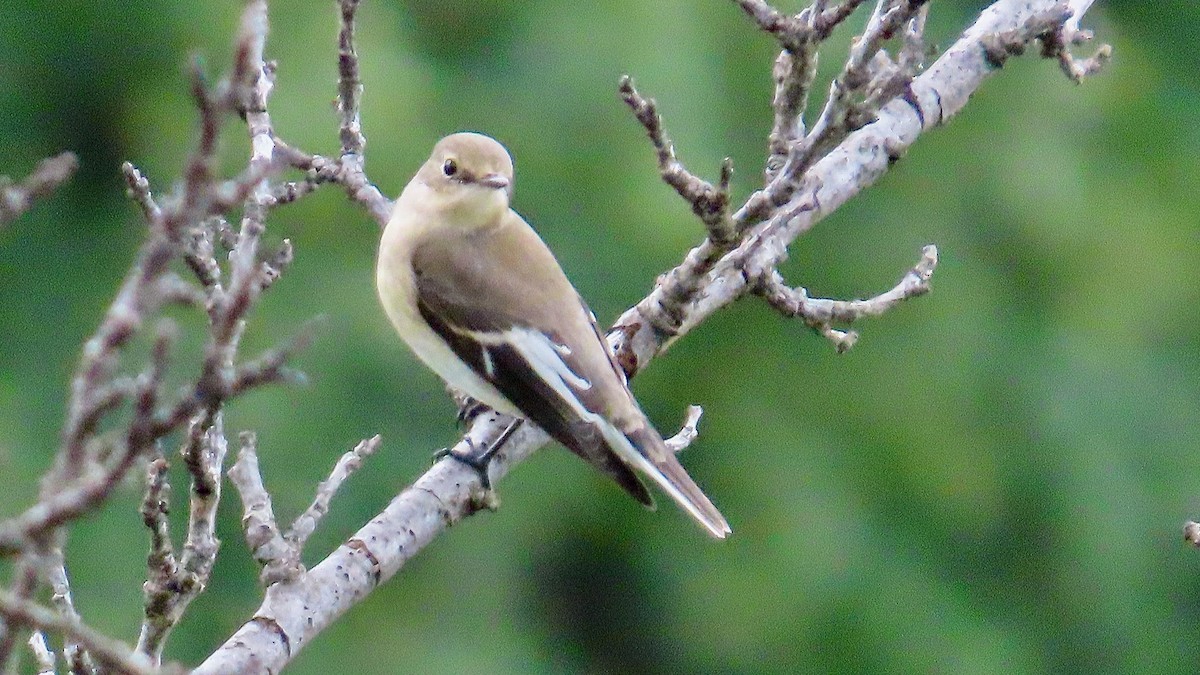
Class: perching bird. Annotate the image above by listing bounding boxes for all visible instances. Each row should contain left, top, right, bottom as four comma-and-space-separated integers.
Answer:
375, 132, 731, 538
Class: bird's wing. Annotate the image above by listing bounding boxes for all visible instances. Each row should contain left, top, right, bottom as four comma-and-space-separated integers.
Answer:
411, 217, 654, 506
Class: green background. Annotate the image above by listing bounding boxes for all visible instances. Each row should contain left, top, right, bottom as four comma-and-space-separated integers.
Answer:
1, 1, 1197, 672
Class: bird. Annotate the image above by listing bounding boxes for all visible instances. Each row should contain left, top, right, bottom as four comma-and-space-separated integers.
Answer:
376, 132, 731, 539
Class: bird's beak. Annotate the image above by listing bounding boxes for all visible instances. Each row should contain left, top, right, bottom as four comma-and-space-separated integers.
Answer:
476, 173, 510, 191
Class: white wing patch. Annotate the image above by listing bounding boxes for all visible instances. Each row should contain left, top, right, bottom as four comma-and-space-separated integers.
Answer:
481, 346, 496, 380
473, 327, 592, 393
471, 326, 728, 538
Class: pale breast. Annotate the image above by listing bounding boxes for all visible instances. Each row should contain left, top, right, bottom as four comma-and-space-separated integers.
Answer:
376, 211, 520, 416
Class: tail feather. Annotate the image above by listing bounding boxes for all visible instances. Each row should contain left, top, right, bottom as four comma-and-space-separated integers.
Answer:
612, 423, 732, 539
560, 420, 655, 508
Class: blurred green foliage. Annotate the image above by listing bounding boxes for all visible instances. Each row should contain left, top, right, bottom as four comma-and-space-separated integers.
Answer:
1, 1, 1198, 673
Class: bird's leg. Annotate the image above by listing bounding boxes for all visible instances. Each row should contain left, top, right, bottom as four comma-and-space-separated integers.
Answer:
434, 417, 524, 490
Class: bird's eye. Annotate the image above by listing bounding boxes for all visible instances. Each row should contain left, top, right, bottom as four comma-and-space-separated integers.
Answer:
442, 159, 458, 177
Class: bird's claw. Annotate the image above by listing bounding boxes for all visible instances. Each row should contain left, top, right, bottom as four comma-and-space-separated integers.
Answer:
455, 397, 489, 427
433, 418, 522, 512
434, 438, 495, 490
434, 439, 502, 511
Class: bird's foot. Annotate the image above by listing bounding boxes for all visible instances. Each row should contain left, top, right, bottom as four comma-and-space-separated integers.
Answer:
455, 397, 489, 427
434, 438, 502, 511
434, 437, 496, 489
432, 417, 523, 506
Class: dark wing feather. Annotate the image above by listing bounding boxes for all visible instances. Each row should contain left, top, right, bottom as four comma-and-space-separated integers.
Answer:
415, 287, 654, 507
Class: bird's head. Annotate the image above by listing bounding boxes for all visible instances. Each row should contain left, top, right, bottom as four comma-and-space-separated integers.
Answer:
415, 132, 514, 226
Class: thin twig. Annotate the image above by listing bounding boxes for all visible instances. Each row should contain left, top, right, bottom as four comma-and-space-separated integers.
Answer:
0, 558, 39, 670
0, 590, 164, 675
746, 0, 928, 223
899, 4, 930, 73
135, 457, 179, 664
229, 435, 382, 585
664, 406, 705, 454
759, 246, 936, 352
228, 432, 297, 584
0, 152, 78, 226
1041, 1, 1111, 83
617, 80, 742, 338
27, 632, 54, 675
287, 435, 382, 551
274, 0, 393, 225
44, 556, 93, 675
731, 0, 810, 51
618, 76, 734, 244
337, 0, 366, 157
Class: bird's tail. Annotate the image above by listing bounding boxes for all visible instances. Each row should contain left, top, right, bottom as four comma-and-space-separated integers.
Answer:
606, 421, 732, 539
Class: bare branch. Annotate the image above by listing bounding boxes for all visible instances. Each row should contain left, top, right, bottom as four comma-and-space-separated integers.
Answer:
0, 590, 167, 675
27, 632, 54, 675
0, 320, 183, 558
227, 319, 321, 395
194, 419, 546, 675
761, 0, 928, 210
135, 457, 179, 664
618, 76, 735, 245
259, 238, 294, 291
664, 406, 705, 454
1185, 521, 1200, 548
757, 245, 937, 352
281, 156, 391, 229
337, 0, 366, 157
265, 0, 392, 225
733, 0, 871, 179
979, 5, 1072, 69
0, 152, 78, 226
121, 162, 161, 225
228, 432, 298, 584
766, 31, 819, 179
816, 1, 871, 36
732, 0, 808, 50
2, 2, 317, 669
287, 435, 382, 551
1041, 0, 1111, 82
0, 560, 39, 669
631, 1, 933, 343
330, 0, 396, 222
134, 413, 229, 665
0, 463, 141, 557
899, 4, 930, 73
229, 434, 381, 587
44, 555, 93, 674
